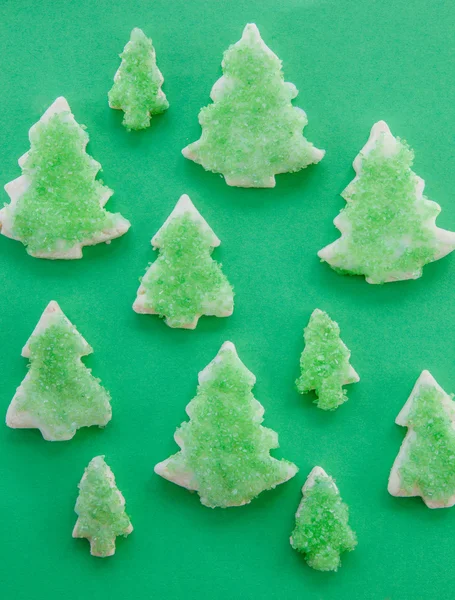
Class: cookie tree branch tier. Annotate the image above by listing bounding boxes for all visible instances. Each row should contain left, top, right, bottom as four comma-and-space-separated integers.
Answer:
108, 28, 169, 131
155, 341, 298, 507
182, 23, 324, 188
291, 467, 357, 571
318, 121, 455, 283
388, 371, 455, 508
6, 301, 112, 441
73, 456, 133, 557
133, 194, 234, 329
0, 97, 130, 259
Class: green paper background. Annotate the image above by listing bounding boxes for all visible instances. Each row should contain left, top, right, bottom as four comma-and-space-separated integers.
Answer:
1, 0, 454, 598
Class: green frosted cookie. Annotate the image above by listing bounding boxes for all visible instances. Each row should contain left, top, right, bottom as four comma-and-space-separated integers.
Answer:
0, 97, 130, 259
73, 456, 133, 557
296, 309, 359, 411
388, 370, 455, 508
182, 23, 324, 188
291, 467, 357, 571
155, 341, 298, 508
6, 301, 111, 441
133, 194, 234, 329
319, 121, 455, 283
108, 28, 169, 130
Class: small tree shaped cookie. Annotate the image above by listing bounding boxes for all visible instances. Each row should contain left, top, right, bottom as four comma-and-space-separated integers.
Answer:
182, 23, 324, 188
0, 97, 130, 259
291, 467, 357, 571
73, 456, 133, 557
388, 370, 455, 508
133, 194, 234, 329
296, 309, 359, 411
318, 121, 455, 283
108, 28, 169, 130
6, 301, 111, 441
155, 341, 298, 507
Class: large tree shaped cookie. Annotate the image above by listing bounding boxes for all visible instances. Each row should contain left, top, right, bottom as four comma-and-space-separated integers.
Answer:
155, 341, 298, 507
0, 97, 130, 258
182, 23, 324, 188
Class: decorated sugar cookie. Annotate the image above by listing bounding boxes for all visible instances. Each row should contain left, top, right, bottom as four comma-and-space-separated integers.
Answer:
6, 301, 111, 441
155, 341, 298, 508
291, 467, 357, 571
133, 194, 234, 329
388, 370, 455, 508
318, 121, 455, 283
182, 23, 324, 188
296, 309, 359, 411
73, 456, 133, 557
0, 97, 130, 258
108, 28, 169, 130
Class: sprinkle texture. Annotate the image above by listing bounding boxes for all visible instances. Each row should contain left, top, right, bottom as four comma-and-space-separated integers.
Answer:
291, 467, 357, 571
0, 98, 130, 258
182, 23, 324, 188
389, 371, 455, 508
318, 121, 455, 283
108, 28, 168, 130
134, 195, 233, 329
296, 309, 358, 411
6, 302, 111, 441
155, 342, 298, 508
73, 456, 133, 557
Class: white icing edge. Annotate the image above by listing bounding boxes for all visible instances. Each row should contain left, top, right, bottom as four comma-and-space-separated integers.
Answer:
0, 97, 130, 259
155, 341, 297, 506
73, 456, 133, 557
318, 121, 455, 283
181, 23, 325, 188
388, 370, 455, 508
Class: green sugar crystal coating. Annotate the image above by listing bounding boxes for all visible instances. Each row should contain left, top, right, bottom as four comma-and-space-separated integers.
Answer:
141, 213, 233, 328
184, 25, 321, 186
15, 315, 111, 440
12, 111, 120, 254
74, 456, 132, 557
399, 384, 455, 502
165, 345, 297, 508
108, 28, 168, 130
296, 310, 357, 411
291, 473, 357, 571
329, 136, 443, 284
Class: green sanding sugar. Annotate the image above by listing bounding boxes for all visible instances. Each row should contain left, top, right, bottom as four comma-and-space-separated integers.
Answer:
296, 309, 358, 411
74, 456, 132, 557
157, 343, 298, 508
12, 110, 123, 254
291, 469, 357, 571
182, 23, 323, 187
139, 210, 233, 328
398, 384, 455, 502
108, 28, 169, 130
319, 125, 455, 284
13, 312, 111, 440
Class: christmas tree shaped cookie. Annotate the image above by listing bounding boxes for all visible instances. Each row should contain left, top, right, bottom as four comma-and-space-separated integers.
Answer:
182, 23, 324, 188
6, 301, 111, 441
108, 28, 169, 130
318, 121, 455, 283
133, 194, 234, 329
0, 97, 130, 258
296, 309, 359, 411
155, 341, 298, 507
73, 456, 133, 557
388, 370, 455, 508
291, 467, 357, 571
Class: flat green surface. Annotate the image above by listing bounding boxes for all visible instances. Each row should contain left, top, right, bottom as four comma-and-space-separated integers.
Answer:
1, 1, 455, 598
